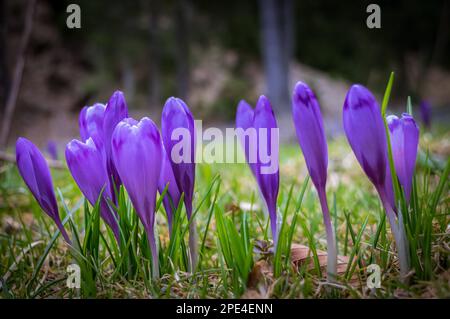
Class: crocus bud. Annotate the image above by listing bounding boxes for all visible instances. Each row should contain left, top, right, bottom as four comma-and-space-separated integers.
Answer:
161, 97, 198, 270
79, 103, 106, 149
158, 144, 181, 232
161, 97, 196, 218
292, 82, 336, 279
16, 138, 70, 243
46, 140, 58, 160
419, 100, 431, 128
112, 117, 162, 278
65, 138, 119, 240
103, 91, 129, 203
343, 84, 410, 277
292, 82, 328, 190
387, 113, 420, 203
236, 100, 259, 178
343, 84, 388, 191
236, 96, 280, 245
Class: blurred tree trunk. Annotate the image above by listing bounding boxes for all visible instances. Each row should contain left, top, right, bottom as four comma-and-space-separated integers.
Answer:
281, 0, 294, 84
147, 0, 161, 107
0, 0, 8, 110
259, 0, 292, 112
120, 57, 135, 105
0, 0, 35, 149
174, 0, 190, 100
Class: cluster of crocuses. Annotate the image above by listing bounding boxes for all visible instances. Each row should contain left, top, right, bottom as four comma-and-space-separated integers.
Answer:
236, 82, 419, 279
16, 92, 196, 278
16, 81, 419, 281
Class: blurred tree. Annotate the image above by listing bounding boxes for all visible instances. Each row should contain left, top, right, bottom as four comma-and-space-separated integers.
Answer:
147, 0, 162, 107
258, 0, 292, 112
174, 0, 191, 100
0, 0, 8, 109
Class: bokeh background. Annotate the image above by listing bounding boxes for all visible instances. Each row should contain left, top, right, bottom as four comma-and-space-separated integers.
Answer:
1, 0, 449, 150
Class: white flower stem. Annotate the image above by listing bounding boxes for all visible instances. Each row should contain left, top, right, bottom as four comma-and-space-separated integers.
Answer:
318, 187, 337, 282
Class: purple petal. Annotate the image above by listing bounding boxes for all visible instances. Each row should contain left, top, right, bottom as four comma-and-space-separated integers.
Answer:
65, 138, 118, 238
112, 117, 162, 234
103, 91, 129, 203
253, 95, 280, 240
16, 138, 70, 243
292, 82, 328, 190
158, 144, 181, 231
236, 100, 258, 177
419, 100, 431, 128
383, 160, 397, 212
343, 84, 387, 189
161, 97, 196, 218
46, 140, 58, 161
79, 103, 106, 149
387, 113, 419, 202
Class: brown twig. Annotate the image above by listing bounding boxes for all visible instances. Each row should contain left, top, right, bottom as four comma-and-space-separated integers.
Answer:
0, 150, 65, 169
0, 0, 36, 149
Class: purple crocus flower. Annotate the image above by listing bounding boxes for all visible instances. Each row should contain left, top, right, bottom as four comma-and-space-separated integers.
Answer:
65, 138, 119, 240
387, 113, 420, 203
343, 84, 409, 277
46, 141, 58, 161
236, 100, 258, 177
291, 82, 336, 278
161, 97, 197, 268
112, 117, 162, 278
16, 138, 70, 243
343, 85, 388, 191
161, 97, 196, 218
158, 144, 181, 233
236, 95, 280, 245
419, 100, 431, 128
103, 91, 129, 203
79, 103, 106, 149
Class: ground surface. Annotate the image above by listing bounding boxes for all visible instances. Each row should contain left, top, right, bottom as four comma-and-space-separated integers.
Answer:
0, 131, 449, 299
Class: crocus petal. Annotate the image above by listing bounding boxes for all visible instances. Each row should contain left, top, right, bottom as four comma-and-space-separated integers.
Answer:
158, 144, 181, 231
343, 84, 387, 189
46, 141, 58, 161
112, 117, 162, 234
292, 82, 328, 189
254, 96, 279, 221
383, 161, 397, 212
419, 100, 431, 128
65, 138, 119, 238
387, 113, 419, 202
79, 103, 106, 149
236, 100, 258, 178
236, 95, 279, 242
161, 97, 196, 218
16, 138, 70, 243
103, 91, 129, 202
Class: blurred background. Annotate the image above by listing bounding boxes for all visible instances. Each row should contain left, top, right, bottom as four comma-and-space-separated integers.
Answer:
0, 0, 449, 150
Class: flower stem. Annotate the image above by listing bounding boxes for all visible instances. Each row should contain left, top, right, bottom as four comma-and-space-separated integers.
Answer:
317, 187, 337, 282
56, 221, 71, 245
378, 188, 410, 279
188, 220, 198, 272
148, 232, 159, 279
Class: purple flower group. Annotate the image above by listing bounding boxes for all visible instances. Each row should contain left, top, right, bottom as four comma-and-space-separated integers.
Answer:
16, 81, 420, 281
235, 82, 419, 279
343, 85, 419, 276
16, 91, 195, 278
236, 96, 279, 244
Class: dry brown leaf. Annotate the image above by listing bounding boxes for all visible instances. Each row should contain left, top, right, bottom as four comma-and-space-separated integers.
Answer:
243, 242, 360, 298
